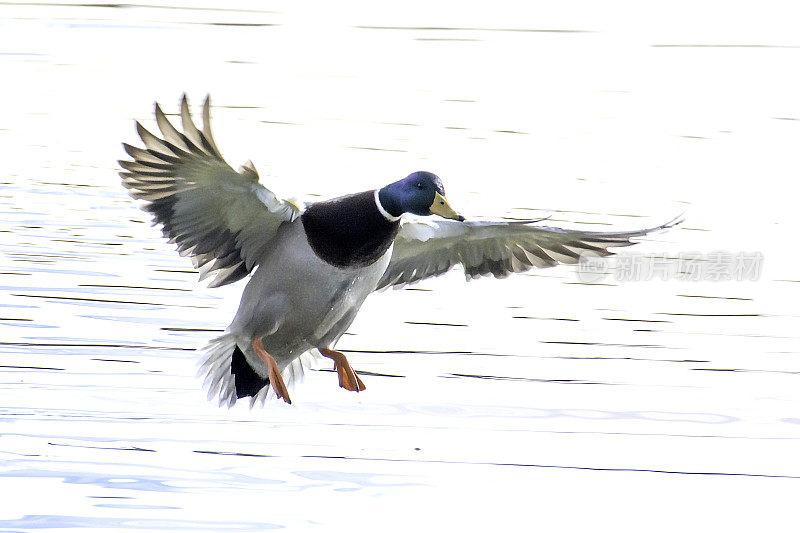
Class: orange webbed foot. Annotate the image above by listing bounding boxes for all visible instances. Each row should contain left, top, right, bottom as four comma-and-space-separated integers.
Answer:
319, 348, 366, 392
252, 338, 292, 404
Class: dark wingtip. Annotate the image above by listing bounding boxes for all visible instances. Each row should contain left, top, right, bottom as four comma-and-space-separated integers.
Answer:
656, 212, 686, 232
121, 142, 138, 158
134, 121, 149, 139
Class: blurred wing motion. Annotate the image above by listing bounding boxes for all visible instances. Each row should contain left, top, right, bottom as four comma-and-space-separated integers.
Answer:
376, 216, 682, 289
119, 95, 300, 288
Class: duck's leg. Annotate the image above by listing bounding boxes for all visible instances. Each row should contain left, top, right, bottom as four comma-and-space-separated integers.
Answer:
319, 348, 366, 392
252, 337, 291, 404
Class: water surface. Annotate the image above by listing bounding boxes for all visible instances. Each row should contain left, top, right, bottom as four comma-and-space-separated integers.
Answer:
1, 1, 799, 531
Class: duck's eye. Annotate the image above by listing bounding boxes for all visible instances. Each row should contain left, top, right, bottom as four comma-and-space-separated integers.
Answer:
416, 183, 424, 189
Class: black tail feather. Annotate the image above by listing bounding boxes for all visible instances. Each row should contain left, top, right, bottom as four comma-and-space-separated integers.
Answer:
231, 344, 269, 399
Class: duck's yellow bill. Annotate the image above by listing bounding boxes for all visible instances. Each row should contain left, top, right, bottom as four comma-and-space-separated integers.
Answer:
429, 192, 465, 221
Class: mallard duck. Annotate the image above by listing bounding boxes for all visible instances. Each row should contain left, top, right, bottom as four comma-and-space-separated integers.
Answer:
119, 95, 680, 406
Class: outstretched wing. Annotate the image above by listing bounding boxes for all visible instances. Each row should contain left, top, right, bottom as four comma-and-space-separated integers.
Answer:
119, 95, 300, 288
376, 216, 682, 289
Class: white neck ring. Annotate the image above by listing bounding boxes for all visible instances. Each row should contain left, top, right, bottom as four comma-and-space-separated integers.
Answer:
374, 189, 401, 222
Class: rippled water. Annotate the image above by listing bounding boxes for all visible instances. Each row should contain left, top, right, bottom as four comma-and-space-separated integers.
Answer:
2, 2, 799, 531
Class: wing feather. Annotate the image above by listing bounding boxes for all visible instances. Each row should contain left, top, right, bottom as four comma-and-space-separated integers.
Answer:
376, 216, 682, 289
179, 96, 205, 148
119, 94, 300, 287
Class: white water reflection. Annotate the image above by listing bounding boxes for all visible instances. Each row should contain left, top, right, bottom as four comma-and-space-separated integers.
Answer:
2, 1, 800, 531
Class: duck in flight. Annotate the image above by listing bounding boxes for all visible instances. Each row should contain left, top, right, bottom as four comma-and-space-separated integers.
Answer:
119, 95, 680, 406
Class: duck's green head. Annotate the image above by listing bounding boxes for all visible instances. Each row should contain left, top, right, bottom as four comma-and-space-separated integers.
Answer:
377, 171, 464, 221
